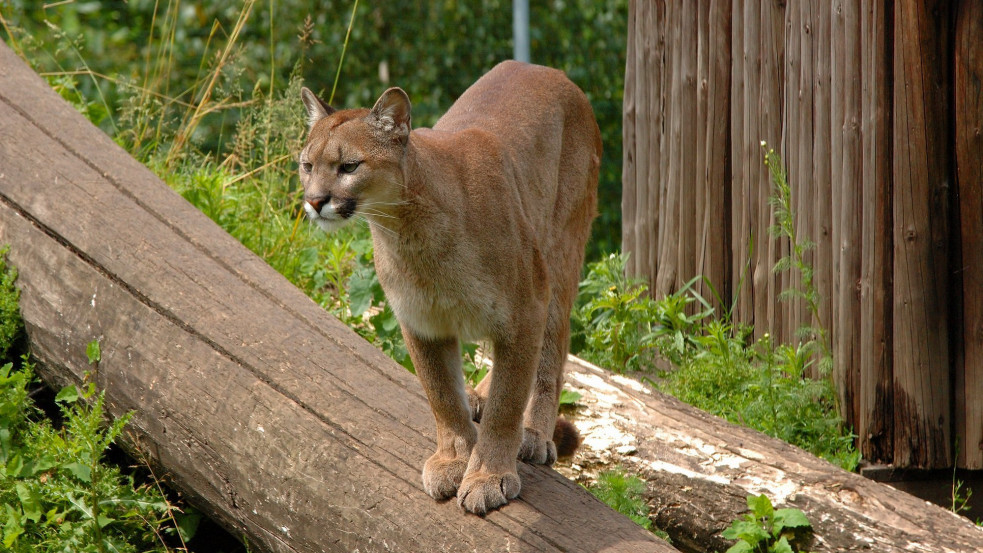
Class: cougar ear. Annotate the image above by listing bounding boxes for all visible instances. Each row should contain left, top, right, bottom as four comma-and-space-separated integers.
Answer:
369, 87, 411, 145
301, 86, 335, 129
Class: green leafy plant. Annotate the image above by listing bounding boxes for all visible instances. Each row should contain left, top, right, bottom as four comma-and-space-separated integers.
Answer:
559, 389, 582, 409
722, 494, 813, 553
762, 142, 832, 379
0, 247, 22, 361
588, 469, 654, 532
0, 359, 190, 552
571, 252, 860, 471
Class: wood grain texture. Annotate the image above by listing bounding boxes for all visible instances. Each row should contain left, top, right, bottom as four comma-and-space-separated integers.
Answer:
858, 0, 893, 465
891, 0, 954, 469
622, 0, 638, 274
955, 0, 983, 469
834, 0, 863, 434
0, 42, 675, 553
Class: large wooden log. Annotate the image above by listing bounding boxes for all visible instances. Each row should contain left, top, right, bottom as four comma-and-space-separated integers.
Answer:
0, 42, 674, 553
562, 357, 983, 553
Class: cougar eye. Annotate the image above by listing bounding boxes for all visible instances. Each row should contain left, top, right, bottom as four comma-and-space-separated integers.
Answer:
301, 161, 313, 174
339, 161, 361, 174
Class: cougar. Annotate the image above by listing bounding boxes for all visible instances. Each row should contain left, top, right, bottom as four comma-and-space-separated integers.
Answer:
299, 60, 600, 514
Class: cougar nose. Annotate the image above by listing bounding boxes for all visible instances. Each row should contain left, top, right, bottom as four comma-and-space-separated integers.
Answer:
306, 194, 330, 213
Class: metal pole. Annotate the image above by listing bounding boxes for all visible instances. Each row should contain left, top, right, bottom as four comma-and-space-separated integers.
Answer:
513, 0, 530, 63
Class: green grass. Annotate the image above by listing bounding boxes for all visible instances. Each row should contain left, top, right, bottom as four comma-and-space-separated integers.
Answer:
587, 468, 667, 540
571, 254, 859, 471
0, 248, 21, 361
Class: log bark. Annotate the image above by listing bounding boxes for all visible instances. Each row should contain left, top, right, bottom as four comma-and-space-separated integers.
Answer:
561, 357, 983, 553
0, 42, 674, 553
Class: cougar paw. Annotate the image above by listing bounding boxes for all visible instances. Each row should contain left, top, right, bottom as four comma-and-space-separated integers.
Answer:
466, 387, 485, 423
519, 427, 557, 465
457, 469, 521, 515
422, 453, 468, 500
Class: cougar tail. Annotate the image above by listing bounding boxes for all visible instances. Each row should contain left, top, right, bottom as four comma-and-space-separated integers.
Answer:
552, 417, 582, 459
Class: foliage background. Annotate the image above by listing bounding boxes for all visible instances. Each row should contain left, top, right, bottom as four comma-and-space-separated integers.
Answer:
1, 0, 627, 259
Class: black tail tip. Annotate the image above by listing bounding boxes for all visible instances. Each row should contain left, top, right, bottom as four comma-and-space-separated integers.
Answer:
553, 417, 582, 459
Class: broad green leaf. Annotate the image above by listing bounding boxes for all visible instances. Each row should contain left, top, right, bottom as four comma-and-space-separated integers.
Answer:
724, 542, 754, 553
747, 494, 774, 520
62, 462, 92, 483
722, 519, 769, 545
0, 428, 12, 464
5, 453, 23, 477
175, 508, 203, 542
347, 268, 378, 317
65, 493, 93, 518
97, 514, 115, 528
86, 339, 102, 364
774, 508, 812, 533
770, 535, 794, 553
3, 503, 24, 547
55, 385, 79, 404
15, 482, 42, 522
559, 389, 582, 406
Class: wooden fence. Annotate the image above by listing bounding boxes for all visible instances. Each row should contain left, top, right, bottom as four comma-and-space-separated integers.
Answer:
621, 0, 983, 470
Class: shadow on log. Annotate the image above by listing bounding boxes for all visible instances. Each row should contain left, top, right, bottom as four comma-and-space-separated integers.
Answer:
0, 43, 674, 552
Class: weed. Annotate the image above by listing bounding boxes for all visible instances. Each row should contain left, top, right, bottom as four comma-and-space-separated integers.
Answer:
587, 469, 657, 535
0, 359, 189, 552
721, 494, 813, 553
572, 253, 860, 471
0, 247, 21, 361
762, 142, 832, 379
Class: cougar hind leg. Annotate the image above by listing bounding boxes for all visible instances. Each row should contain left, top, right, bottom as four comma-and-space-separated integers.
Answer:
517, 298, 576, 465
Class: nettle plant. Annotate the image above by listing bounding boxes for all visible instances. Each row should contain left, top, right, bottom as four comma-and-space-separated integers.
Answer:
722, 494, 813, 553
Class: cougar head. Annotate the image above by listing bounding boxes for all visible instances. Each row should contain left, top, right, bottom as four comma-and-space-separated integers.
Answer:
298, 86, 411, 231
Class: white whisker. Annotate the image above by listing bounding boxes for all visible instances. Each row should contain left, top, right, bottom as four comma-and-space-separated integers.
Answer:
361, 217, 400, 240
356, 208, 398, 220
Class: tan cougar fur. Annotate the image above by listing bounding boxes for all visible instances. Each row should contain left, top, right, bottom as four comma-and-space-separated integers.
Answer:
299, 60, 600, 514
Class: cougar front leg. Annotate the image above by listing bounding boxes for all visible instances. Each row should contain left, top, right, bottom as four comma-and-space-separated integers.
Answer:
403, 331, 477, 500
458, 329, 542, 515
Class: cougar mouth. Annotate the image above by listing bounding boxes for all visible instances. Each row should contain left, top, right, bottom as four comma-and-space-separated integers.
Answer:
303, 196, 357, 232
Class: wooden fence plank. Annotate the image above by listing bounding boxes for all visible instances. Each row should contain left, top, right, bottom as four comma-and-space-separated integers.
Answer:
892, 0, 954, 469
812, 1, 835, 363
621, 0, 638, 275
645, 1, 665, 285
759, 0, 785, 342
656, 2, 681, 296
859, 0, 894, 465
700, 0, 732, 307
835, 0, 863, 433
955, 0, 983, 470
731, 0, 751, 323
743, 0, 765, 334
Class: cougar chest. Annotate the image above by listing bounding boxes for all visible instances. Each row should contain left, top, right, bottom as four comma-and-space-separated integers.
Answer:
374, 247, 502, 342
